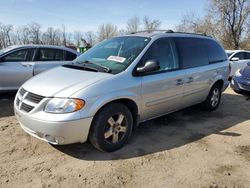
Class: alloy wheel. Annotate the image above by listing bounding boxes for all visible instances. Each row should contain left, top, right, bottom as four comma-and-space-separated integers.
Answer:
104, 113, 127, 144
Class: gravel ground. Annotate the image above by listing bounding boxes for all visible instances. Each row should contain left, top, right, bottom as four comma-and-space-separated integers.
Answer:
0, 88, 250, 188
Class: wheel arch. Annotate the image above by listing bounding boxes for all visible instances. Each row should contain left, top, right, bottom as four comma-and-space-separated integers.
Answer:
213, 79, 224, 89
90, 97, 140, 129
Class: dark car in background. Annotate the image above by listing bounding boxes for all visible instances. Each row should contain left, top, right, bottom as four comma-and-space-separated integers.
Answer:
231, 62, 250, 94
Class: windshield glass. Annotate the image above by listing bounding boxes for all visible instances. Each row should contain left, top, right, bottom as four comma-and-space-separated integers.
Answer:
226, 52, 233, 57
73, 36, 151, 74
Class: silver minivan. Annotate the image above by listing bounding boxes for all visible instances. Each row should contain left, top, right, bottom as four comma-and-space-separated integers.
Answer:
0, 45, 80, 92
14, 31, 229, 152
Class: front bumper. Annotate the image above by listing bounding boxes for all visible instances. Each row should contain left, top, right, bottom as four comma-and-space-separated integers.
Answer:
15, 108, 93, 145
230, 76, 250, 92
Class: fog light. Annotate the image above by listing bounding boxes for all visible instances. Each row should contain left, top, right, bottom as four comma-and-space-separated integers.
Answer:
45, 135, 56, 143
45, 135, 64, 144
55, 136, 65, 144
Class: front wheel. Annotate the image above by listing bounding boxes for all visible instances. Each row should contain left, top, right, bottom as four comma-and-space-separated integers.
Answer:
202, 84, 222, 111
89, 103, 133, 152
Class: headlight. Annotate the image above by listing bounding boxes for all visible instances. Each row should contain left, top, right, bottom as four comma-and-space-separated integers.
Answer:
44, 98, 85, 113
235, 69, 242, 77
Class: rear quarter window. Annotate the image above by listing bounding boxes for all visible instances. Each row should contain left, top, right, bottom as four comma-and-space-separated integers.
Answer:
174, 37, 209, 69
204, 39, 227, 63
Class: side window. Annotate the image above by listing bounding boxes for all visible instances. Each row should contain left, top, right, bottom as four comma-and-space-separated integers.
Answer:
204, 39, 227, 63
244, 52, 250, 60
37, 48, 64, 61
175, 37, 208, 68
232, 52, 244, 60
141, 38, 179, 72
3, 49, 34, 62
65, 51, 77, 60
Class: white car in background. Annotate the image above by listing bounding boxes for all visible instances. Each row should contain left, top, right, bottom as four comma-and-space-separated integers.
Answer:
226, 50, 250, 79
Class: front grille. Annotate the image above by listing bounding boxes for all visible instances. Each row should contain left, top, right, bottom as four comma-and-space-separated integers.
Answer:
20, 103, 34, 112
19, 88, 27, 96
25, 93, 44, 103
16, 98, 20, 106
17, 88, 45, 113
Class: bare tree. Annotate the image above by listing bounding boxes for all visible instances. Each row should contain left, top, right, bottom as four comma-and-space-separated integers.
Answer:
210, 0, 250, 49
127, 16, 140, 33
61, 24, 67, 46
84, 31, 96, 46
28, 22, 42, 44
175, 12, 219, 37
73, 31, 83, 46
16, 26, 31, 45
97, 23, 118, 41
42, 27, 61, 45
175, 12, 201, 32
118, 29, 127, 35
0, 23, 14, 48
143, 16, 161, 32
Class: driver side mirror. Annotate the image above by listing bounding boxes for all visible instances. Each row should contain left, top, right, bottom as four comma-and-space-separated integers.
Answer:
231, 57, 239, 62
136, 60, 160, 75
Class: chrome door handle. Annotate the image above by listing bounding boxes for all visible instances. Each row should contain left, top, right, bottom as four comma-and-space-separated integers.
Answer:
186, 77, 193, 83
22, 63, 33, 67
176, 79, 184, 85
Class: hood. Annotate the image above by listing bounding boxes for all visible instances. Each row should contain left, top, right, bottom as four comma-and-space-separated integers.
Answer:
22, 66, 112, 97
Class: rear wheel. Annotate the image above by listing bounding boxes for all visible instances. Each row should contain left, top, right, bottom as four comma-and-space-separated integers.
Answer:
202, 84, 222, 111
89, 103, 133, 152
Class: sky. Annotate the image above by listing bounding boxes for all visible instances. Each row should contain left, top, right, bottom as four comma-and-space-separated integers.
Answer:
0, 0, 208, 32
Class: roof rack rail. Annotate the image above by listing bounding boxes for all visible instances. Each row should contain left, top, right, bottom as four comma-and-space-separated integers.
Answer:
173, 31, 211, 37
130, 29, 174, 34
130, 30, 211, 37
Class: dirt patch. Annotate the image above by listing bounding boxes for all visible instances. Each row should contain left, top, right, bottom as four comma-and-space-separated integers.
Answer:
235, 145, 250, 161
1, 88, 250, 187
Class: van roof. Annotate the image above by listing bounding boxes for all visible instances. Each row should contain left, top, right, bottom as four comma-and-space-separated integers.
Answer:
126, 30, 212, 39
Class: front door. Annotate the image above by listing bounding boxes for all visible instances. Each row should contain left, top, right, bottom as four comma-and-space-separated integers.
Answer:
139, 38, 185, 121
0, 48, 35, 91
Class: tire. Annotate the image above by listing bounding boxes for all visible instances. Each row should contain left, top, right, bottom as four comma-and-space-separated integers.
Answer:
202, 83, 222, 111
89, 103, 133, 152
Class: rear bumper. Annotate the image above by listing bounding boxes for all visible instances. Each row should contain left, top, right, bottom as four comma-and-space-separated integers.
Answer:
15, 108, 93, 145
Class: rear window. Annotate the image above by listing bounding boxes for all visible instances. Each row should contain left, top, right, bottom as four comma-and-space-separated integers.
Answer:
65, 51, 77, 60
244, 52, 250, 59
204, 39, 227, 63
174, 37, 209, 69
37, 48, 64, 61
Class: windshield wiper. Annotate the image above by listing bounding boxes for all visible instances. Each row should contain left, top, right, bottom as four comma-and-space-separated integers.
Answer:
63, 63, 99, 72
75, 60, 111, 73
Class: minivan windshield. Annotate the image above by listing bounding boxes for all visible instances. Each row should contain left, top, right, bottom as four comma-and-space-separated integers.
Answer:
73, 36, 151, 74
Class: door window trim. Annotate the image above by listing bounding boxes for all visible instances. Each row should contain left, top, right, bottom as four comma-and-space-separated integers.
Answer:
1, 47, 36, 62
132, 37, 181, 77
34, 48, 64, 61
